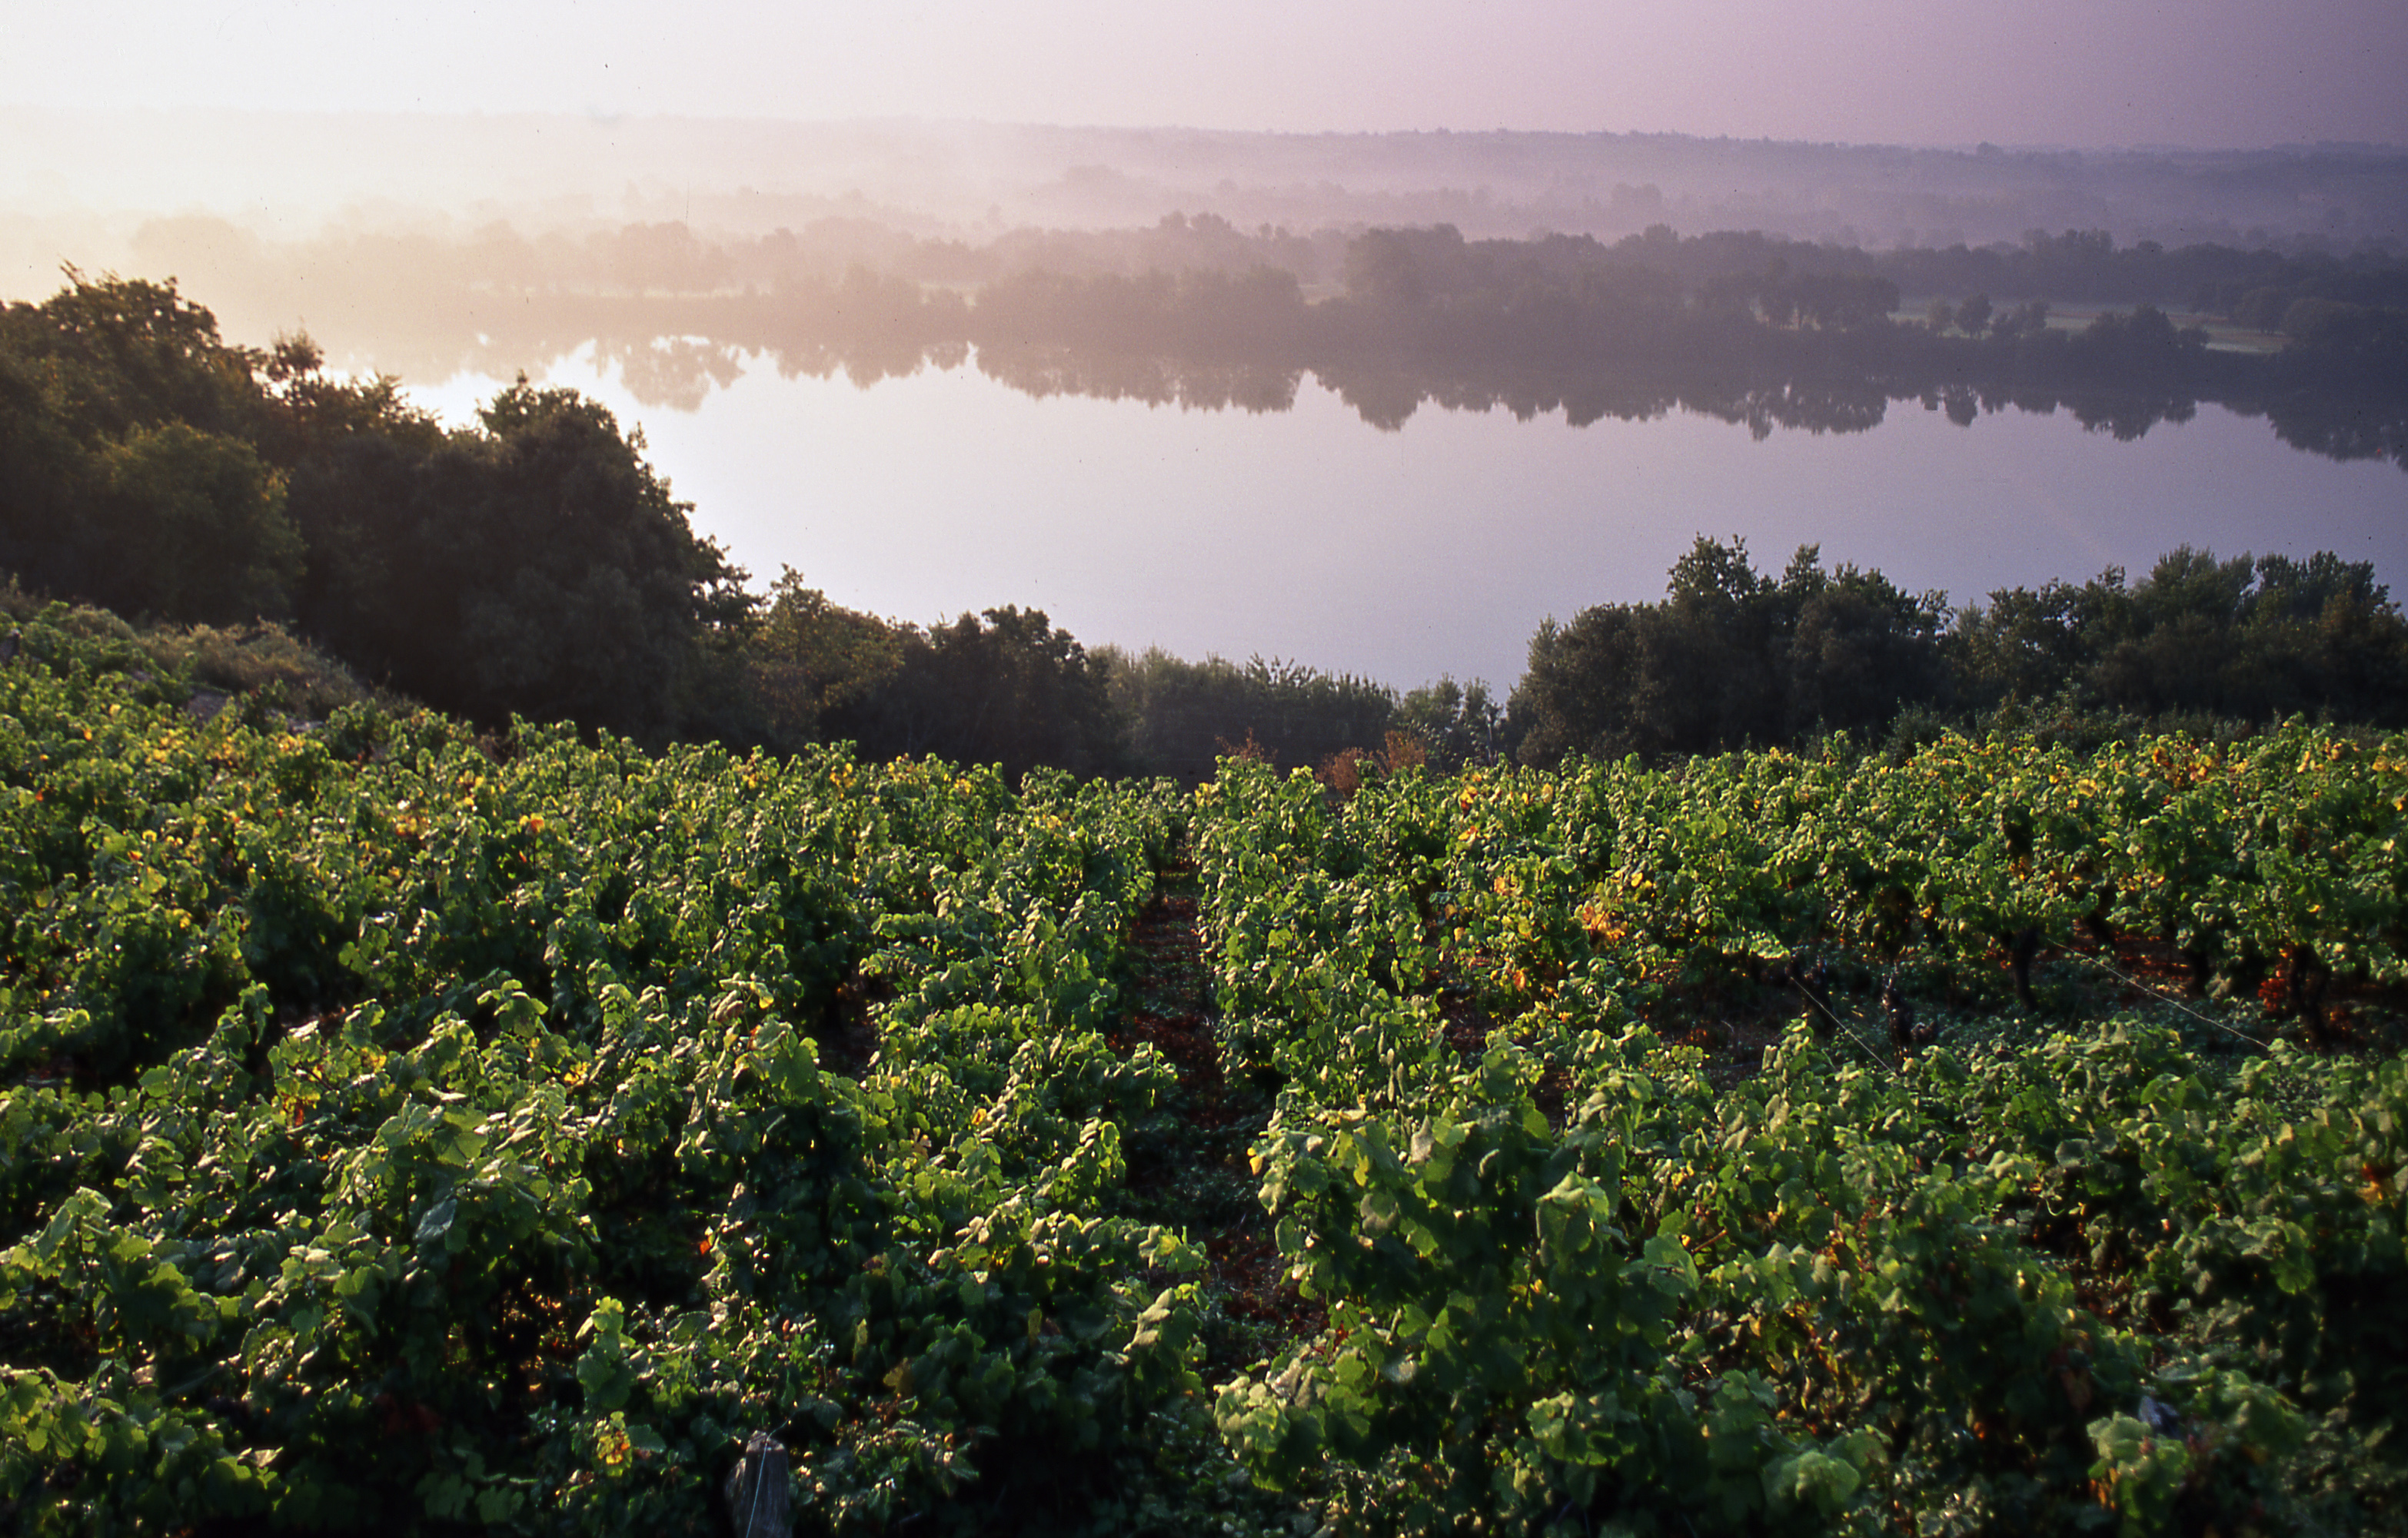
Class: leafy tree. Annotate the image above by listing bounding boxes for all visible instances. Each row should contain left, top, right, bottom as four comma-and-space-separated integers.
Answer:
1774, 550, 1952, 739
2001, 297, 2050, 337
1641, 537, 1784, 754
92, 422, 300, 623
289, 379, 753, 740
2276, 301, 2408, 391
1509, 605, 1651, 766
0, 344, 93, 597
2088, 546, 2256, 713
1342, 226, 1465, 310
1948, 546, 2408, 725
730, 570, 910, 750
252, 333, 441, 467
0, 274, 307, 625
829, 606, 1129, 779
1945, 577, 2099, 706
2237, 551, 2408, 719
0, 270, 264, 447
1103, 647, 1398, 781
1393, 676, 1504, 769
1777, 272, 1901, 331
1511, 538, 1949, 764
2065, 303, 2209, 381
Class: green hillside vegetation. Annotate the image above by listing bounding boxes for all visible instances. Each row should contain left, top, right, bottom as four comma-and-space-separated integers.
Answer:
2, 604, 2406, 1533
0, 273, 751, 744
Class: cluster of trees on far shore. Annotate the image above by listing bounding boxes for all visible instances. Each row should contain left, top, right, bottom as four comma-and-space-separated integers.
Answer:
118, 213, 2408, 456
6, 272, 2407, 784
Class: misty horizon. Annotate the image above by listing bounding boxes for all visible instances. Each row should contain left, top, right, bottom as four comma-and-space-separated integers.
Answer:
11, 111, 2406, 326
12, 0, 2407, 148
5, 108, 2408, 239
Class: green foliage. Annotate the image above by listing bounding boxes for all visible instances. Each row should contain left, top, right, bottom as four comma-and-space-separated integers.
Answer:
0, 270, 264, 447
6, 612, 2407, 1534
1517, 539, 2408, 768
1103, 646, 1399, 782
0, 274, 304, 626
827, 606, 1131, 780
734, 569, 911, 751
1186, 726, 2408, 1533
1220, 1041, 1859, 1536
288, 377, 754, 741
91, 422, 301, 623
1949, 546, 2408, 725
0, 622, 1216, 1533
0, 274, 754, 743
1392, 676, 1504, 772
1513, 537, 1951, 765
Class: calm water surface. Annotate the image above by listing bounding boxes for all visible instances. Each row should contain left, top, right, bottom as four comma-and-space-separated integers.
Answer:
414, 347, 2406, 692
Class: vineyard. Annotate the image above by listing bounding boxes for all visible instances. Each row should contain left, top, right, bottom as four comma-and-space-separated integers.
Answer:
3, 600, 2406, 1536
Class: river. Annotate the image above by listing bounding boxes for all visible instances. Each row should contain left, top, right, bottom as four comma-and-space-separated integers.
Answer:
408, 343, 2406, 693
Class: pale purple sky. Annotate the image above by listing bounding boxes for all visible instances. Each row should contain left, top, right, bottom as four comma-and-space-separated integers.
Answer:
9, 0, 2405, 148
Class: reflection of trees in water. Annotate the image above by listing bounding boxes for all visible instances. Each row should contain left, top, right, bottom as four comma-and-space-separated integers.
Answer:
2067, 391, 2197, 442
594, 336, 746, 414
1715, 379, 1892, 440
302, 290, 2405, 470
760, 337, 969, 392
122, 208, 2406, 467
303, 288, 973, 410
1310, 364, 1894, 437
1246, 360, 2408, 473
1314, 368, 1434, 431
2257, 397, 2408, 471
974, 344, 1301, 414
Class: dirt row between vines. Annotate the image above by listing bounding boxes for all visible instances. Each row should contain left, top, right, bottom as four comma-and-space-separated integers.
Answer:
1109, 863, 1324, 1377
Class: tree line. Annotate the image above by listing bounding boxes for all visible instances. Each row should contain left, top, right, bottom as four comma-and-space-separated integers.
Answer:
139, 205, 2407, 332
133, 211, 2408, 427
5, 273, 2404, 786
970, 224, 2408, 409
1509, 536, 2408, 766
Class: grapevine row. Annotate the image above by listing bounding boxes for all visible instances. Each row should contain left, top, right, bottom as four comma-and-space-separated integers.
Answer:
1189, 749, 2408, 1534
0, 605, 1236, 1533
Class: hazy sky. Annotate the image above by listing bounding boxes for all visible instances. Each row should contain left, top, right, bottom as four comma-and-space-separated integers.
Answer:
11, 0, 2405, 149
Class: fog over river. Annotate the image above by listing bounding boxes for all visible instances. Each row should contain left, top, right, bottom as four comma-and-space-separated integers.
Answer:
404, 342, 2406, 693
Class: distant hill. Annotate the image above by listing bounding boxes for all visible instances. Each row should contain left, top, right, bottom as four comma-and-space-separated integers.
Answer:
5, 109, 2405, 286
